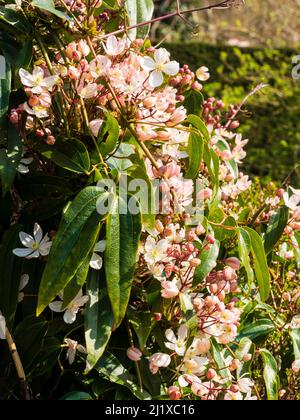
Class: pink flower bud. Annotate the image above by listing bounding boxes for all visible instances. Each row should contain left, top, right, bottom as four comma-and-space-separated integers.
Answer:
155, 219, 164, 234
156, 130, 171, 141
230, 359, 241, 371
126, 347, 142, 362
78, 40, 90, 57
276, 188, 285, 198
167, 386, 181, 400
198, 188, 212, 200
161, 280, 179, 299
223, 266, 237, 282
153, 313, 162, 321
68, 66, 81, 80
190, 258, 201, 268
28, 96, 40, 107
206, 235, 215, 244
230, 120, 240, 130
196, 337, 211, 354
196, 224, 205, 236
9, 111, 19, 125
168, 106, 187, 125
186, 230, 197, 242
206, 369, 216, 380
224, 257, 240, 271
46, 135, 56, 145
230, 384, 240, 393
143, 96, 157, 108
243, 354, 252, 362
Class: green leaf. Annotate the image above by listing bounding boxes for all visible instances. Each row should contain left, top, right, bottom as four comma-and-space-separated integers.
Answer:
260, 349, 279, 400
60, 392, 93, 400
186, 132, 204, 179
105, 195, 142, 327
186, 115, 210, 142
0, 125, 22, 195
211, 339, 230, 382
85, 272, 114, 373
125, 164, 155, 229
125, 0, 154, 39
98, 112, 120, 157
37, 187, 109, 315
238, 319, 275, 341
32, 0, 71, 21
236, 337, 255, 379
95, 352, 151, 400
0, 6, 32, 33
183, 90, 203, 116
193, 239, 220, 286
0, 56, 11, 126
0, 225, 23, 329
34, 138, 90, 174
241, 227, 271, 301
237, 228, 254, 284
264, 206, 289, 255
216, 138, 238, 179
14, 315, 48, 373
290, 329, 300, 360
127, 306, 153, 350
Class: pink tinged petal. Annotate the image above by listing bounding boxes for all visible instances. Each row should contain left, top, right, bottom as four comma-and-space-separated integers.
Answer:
165, 342, 176, 351
13, 248, 35, 258
64, 309, 77, 324
41, 76, 59, 90
163, 61, 180, 76
67, 348, 76, 364
165, 328, 177, 344
31, 86, 44, 95
33, 223, 43, 243
178, 325, 188, 341
77, 345, 87, 354
149, 71, 164, 88
19, 232, 35, 247
90, 253, 103, 270
141, 56, 156, 72
23, 102, 35, 115
106, 35, 118, 55
33, 67, 44, 78
39, 242, 52, 256
154, 48, 170, 65
19, 69, 35, 87
49, 301, 64, 313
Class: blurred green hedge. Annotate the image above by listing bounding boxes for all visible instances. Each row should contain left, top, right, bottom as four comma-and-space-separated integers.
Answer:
166, 43, 300, 183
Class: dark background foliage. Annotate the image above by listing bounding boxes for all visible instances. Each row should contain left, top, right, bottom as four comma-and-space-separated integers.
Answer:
166, 43, 300, 184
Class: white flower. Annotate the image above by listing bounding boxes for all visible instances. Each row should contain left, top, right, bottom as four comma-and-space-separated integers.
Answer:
19, 67, 59, 94
78, 83, 98, 99
17, 150, 33, 174
89, 119, 103, 137
196, 66, 210, 82
181, 356, 209, 375
165, 325, 188, 356
141, 48, 179, 88
104, 35, 128, 56
49, 290, 89, 324
291, 314, 300, 329
90, 240, 106, 270
18, 274, 29, 303
0, 312, 6, 340
23, 102, 49, 118
64, 338, 86, 365
237, 377, 254, 394
283, 191, 300, 211
292, 359, 300, 373
144, 237, 169, 265
13, 223, 52, 259
89, 55, 111, 78
149, 352, 171, 374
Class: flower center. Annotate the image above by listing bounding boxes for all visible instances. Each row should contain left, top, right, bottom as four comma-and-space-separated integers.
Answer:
31, 242, 40, 251
155, 63, 164, 72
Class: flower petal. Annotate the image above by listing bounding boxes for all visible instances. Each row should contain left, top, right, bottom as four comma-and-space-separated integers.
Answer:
165, 328, 177, 344
94, 240, 106, 253
178, 324, 188, 341
64, 309, 77, 324
163, 61, 179, 76
154, 48, 170, 65
19, 232, 34, 247
140, 56, 156, 72
90, 253, 103, 270
41, 75, 59, 90
149, 71, 164, 88
13, 248, 34, 258
49, 301, 64, 312
19, 68, 34, 87
34, 223, 43, 244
